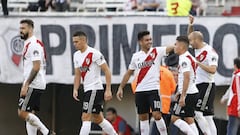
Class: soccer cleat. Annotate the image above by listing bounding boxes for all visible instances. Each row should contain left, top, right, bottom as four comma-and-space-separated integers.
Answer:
48, 130, 56, 135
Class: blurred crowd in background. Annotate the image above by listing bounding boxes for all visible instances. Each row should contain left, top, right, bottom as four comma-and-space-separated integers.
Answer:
1, 0, 240, 16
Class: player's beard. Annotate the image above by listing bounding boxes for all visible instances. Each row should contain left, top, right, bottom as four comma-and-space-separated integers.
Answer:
20, 32, 29, 40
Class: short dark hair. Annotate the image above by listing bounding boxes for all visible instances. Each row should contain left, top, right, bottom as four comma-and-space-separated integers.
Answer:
234, 57, 240, 68
73, 31, 87, 38
176, 36, 189, 46
106, 107, 117, 114
20, 19, 34, 28
138, 30, 150, 41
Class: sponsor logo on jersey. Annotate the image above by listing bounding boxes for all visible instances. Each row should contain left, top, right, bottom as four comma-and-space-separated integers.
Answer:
137, 60, 155, 69
79, 66, 90, 72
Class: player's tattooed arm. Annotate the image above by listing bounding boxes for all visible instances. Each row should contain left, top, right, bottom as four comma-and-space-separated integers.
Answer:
26, 60, 40, 85
20, 60, 40, 97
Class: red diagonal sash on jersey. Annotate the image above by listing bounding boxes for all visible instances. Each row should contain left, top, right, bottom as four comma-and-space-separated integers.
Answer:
196, 50, 207, 69
23, 40, 46, 61
81, 52, 93, 81
186, 55, 196, 75
37, 39, 46, 60
22, 42, 31, 67
137, 48, 158, 85
23, 42, 31, 58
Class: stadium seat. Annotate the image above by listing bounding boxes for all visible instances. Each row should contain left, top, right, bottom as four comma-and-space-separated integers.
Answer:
8, 0, 38, 12
231, 6, 240, 15
82, 0, 128, 12
222, 6, 240, 16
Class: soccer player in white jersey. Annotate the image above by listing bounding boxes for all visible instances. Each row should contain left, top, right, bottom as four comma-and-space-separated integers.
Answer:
116, 31, 174, 135
18, 19, 55, 135
188, 15, 219, 135
72, 31, 117, 135
171, 36, 199, 135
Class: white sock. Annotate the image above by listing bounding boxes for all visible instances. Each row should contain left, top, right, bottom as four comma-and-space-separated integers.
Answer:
26, 121, 37, 135
140, 120, 149, 135
26, 113, 49, 135
189, 123, 199, 135
79, 121, 91, 135
205, 116, 217, 135
155, 118, 167, 135
99, 119, 117, 135
174, 119, 196, 135
194, 111, 211, 135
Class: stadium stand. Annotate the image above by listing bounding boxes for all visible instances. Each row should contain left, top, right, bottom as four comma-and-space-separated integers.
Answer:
78, 0, 129, 12
222, 6, 240, 16
7, 0, 38, 12
6, 0, 132, 13
1, 0, 240, 16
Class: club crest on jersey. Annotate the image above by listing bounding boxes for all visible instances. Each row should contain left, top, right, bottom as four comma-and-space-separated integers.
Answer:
85, 58, 90, 65
150, 52, 156, 59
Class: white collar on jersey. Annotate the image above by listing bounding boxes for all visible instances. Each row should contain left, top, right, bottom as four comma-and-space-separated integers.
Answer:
24, 35, 36, 44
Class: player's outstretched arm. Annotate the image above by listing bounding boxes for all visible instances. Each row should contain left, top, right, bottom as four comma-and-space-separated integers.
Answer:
187, 15, 194, 35
117, 70, 134, 101
73, 68, 81, 101
100, 63, 113, 101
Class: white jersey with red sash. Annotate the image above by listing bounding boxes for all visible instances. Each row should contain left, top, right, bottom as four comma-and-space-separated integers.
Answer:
178, 51, 198, 94
22, 36, 46, 89
73, 46, 106, 92
195, 43, 218, 84
129, 47, 166, 92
